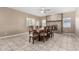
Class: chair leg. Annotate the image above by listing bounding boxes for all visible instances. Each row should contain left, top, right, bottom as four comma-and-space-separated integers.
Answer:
29, 37, 31, 43
52, 33, 54, 37
45, 36, 48, 41
32, 38, 34, 44
51, 33, 52, 38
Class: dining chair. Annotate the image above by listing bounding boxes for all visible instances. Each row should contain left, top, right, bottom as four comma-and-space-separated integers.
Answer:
32, 30, 39, 44
39, 30, 46, 43
29, 27, 33, 43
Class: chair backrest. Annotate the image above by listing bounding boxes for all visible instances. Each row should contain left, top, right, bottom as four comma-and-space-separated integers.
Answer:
29, 26, 33, 33
33, 30, 38, 37
39, 30, 46, 36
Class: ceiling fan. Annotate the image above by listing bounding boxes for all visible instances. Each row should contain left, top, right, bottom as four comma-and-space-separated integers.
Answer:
40, 7, 51, 14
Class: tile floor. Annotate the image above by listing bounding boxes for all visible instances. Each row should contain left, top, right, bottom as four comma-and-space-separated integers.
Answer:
0, 33, 79, 51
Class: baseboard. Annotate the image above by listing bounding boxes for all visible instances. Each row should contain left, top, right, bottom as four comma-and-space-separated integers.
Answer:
0, 32, 28, 39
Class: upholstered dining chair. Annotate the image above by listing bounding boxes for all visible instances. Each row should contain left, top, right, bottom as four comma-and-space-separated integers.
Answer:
29, 26, 33, 43
29, 29, 39, 44
32, 30, 39, 44
39, 30, 47, 43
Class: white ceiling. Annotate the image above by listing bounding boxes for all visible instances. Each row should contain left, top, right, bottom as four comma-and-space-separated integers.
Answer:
10, 7, 77, 17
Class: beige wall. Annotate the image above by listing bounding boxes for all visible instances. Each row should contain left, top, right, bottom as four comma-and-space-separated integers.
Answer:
75, 9, 79, 36
63, 12, 75, 33
0, 7, 40, 36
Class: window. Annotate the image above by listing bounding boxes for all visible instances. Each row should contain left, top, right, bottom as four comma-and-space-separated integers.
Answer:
42, 20, 46, 27
63, 18, 71, 28
26, 17, 46, 27
36, 20, 40, 26
26, 17, 36, 27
